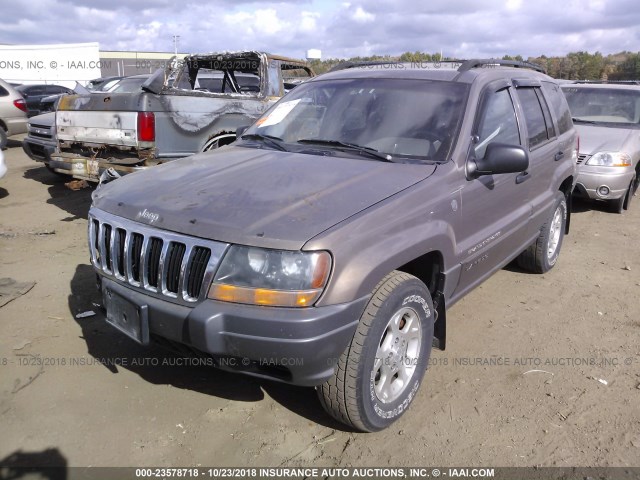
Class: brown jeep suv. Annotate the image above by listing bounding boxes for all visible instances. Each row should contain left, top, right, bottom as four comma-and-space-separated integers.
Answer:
87, 59, 577, 431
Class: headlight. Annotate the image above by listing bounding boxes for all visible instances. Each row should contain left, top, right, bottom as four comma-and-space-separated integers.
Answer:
586, 152, 632, 167
208, 246, 331, 307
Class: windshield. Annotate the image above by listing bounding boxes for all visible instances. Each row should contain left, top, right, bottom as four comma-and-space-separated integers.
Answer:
242, 78, 468, 163
562, 86, 640, 126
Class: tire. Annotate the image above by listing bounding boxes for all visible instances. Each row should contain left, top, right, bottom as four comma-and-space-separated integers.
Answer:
517, 191, 567, 273
610, 191, 626, 214
318, 271, 434, 432
0, 128, 7, 150
622, 179, 635, 211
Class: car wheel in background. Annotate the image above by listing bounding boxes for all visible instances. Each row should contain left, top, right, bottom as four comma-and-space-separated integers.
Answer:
0, 128, 7, 150
622, 178, 635, 211
202, 133, 236, 152
610, 190, 627, 214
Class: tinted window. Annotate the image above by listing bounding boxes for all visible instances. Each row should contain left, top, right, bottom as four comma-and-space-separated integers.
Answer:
18, 85, 45, 96
474, 88, 520, 158
542, 82, 572, 134
517, 87, 551, 148
47, 85, 68, 94
538, 90, 556, 139
0, 85, 8, 97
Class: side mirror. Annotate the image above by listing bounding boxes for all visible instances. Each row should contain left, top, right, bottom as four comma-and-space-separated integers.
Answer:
467, 143, 529, 179
235, 125, 249, 138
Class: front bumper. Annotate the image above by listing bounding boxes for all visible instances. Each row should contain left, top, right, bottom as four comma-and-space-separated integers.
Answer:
574, 166, 635, 201
100, 276, 367, 386
22, 136, 56, 163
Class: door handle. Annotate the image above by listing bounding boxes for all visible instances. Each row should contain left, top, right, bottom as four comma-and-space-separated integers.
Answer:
516, 171, 530, 184
554, 151, 564, 161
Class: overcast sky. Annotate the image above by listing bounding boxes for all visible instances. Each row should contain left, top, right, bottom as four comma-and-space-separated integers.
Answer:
1, 0, 639, 59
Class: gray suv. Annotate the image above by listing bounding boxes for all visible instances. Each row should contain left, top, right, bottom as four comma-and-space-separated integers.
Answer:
88, 59, 577, 431
561, 82, 640, 213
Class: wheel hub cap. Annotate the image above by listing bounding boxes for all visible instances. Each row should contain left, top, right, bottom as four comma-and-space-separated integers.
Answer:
373, 307, 422, 404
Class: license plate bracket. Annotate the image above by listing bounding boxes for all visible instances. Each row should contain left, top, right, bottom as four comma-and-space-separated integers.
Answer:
87, 159, 99, 177
104, 288, 149, 345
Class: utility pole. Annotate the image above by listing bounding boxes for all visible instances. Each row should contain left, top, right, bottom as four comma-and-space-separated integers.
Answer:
172, 35, 180, 55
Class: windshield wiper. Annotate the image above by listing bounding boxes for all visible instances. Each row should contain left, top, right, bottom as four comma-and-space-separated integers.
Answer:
572, 117, 597, 124
240, 133, 288, 151
297, 138, 394, 162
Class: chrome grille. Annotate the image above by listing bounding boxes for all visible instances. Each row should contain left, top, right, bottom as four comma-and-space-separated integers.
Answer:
88, 208, 228, 304
577, 154, 590, 165
28, 123, 53, 140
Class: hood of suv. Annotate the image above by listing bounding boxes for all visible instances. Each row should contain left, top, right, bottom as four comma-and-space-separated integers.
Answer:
575, 123, 635, 155
92, 146, 437, 250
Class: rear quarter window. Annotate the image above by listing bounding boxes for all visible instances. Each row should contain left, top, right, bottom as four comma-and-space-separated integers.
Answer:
0, 85, 8, 97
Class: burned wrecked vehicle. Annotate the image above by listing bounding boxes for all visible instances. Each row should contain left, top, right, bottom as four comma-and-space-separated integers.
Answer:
49, 52, 314, 181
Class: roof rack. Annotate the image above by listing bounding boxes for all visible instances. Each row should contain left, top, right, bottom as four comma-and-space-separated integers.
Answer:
328, 59, 465, 73
457, 59, 546, 74
571, 80, 640, 85
327, 58, 547, 75
328, 60, 401, 72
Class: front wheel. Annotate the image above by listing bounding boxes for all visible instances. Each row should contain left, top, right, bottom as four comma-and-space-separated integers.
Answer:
616, 178, 635, 212
517, 191, 567, 273
318, 271, 434, 432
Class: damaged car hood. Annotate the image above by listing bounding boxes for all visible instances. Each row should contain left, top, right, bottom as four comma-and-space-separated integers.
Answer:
91, 146, 437, 250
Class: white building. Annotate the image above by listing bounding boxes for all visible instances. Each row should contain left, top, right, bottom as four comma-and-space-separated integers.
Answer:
0, 43, 101, 87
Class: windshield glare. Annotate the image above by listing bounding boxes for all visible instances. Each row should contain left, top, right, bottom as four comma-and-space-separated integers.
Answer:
562, 87, 640, 125
245, 78, 467, 162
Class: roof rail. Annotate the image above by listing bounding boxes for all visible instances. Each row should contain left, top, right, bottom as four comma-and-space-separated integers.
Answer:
572, 80, 640, 85
329, 59, 468, 73
457, 59, 546, 74
328, 60, 401, 72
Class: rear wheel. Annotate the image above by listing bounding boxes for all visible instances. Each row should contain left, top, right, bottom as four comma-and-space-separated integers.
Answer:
318, 271, 434, 432
518, 191, 567, 273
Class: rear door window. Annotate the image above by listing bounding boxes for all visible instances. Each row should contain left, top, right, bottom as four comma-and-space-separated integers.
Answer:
516, 87, 555, 149
542, 82, 572, 134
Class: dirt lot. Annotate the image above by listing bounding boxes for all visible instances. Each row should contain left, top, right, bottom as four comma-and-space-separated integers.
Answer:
1, 139, 639, 469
